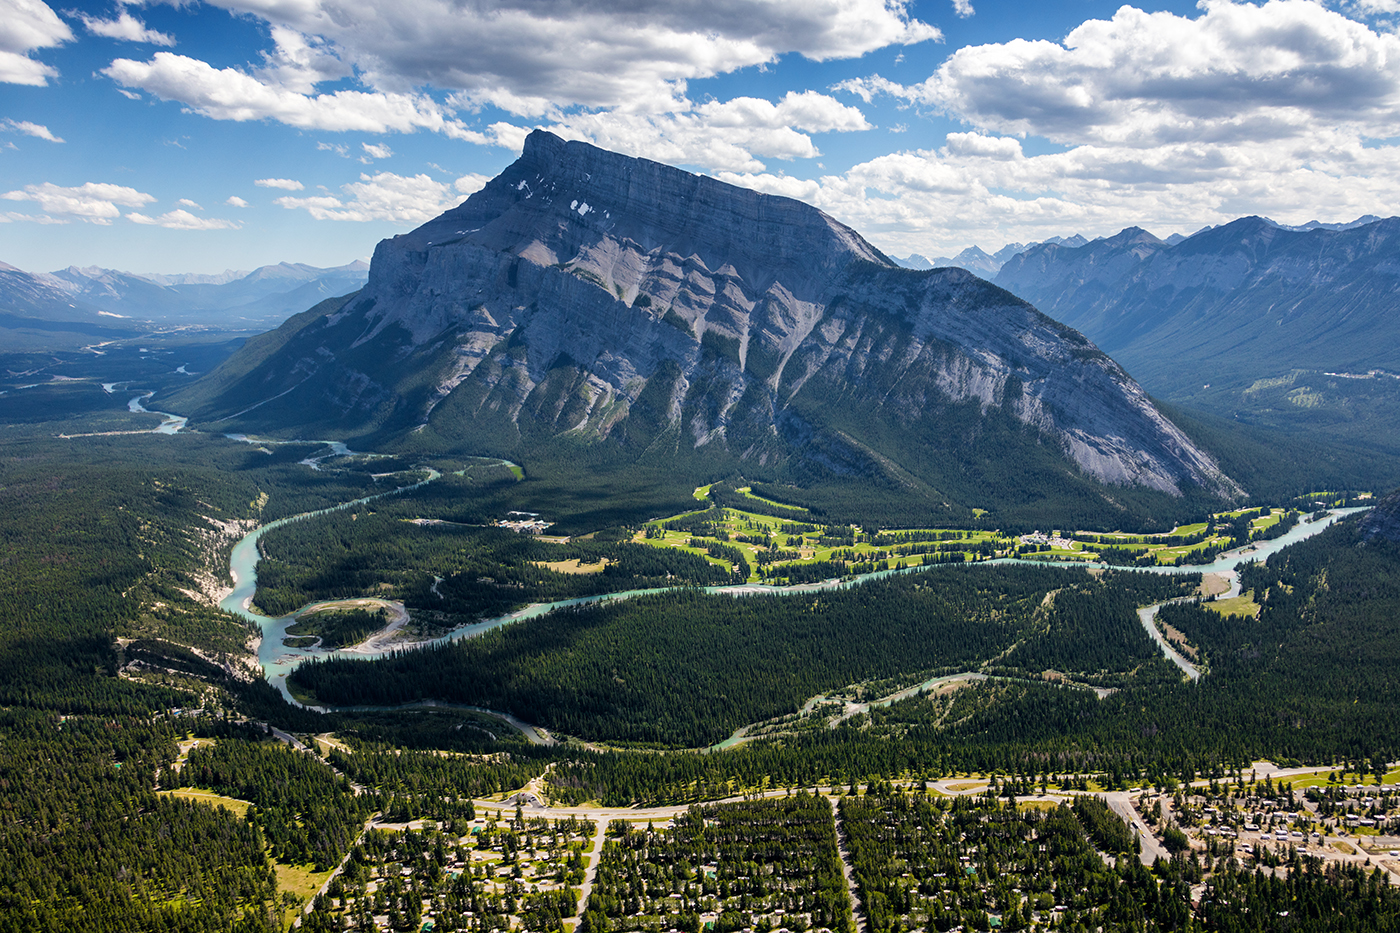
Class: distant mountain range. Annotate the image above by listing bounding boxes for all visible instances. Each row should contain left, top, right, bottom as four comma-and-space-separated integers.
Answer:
0, 259, 369, 348
991, 215, 1400, 396
906, 214, 1384, 280
170, 130, 1241, 529
896, 237, 1089, 277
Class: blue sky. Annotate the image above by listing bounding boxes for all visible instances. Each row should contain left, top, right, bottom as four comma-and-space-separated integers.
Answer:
2, 0, 1399, 273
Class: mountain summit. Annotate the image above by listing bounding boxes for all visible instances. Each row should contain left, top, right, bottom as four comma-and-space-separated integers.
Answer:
172, 131, 1239, 524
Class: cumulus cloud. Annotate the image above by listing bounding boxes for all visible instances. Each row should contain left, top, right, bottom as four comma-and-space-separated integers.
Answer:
274, 170, 489, 223
952, 0, 974, 18
98, 1, 917, 170
254, 177, 303, 190
202, 0, 937, 113
787, 1, 1400, 257
256, 25, 348, 95
538, 92, 870, 172
128, 209, 241, 230
1, 118, 62, 142
856, 0, 1400, 148
177, 198, 201, 208
0, 181, 154, 223
79, 11, 176, 46
720, 132, 1400, 261
361, 141, 392, 160
0, 0, 72, 86
226, 195, 249, 207
104, 52, 477, 137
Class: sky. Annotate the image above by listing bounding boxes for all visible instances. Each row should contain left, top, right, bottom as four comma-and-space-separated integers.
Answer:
2, 0, 1400, 274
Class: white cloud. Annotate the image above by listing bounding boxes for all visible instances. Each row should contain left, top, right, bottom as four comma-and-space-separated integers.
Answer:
719, 131, 1400, 262
128, 209, 241, 230
256, 25, 348, 95
1, 118, 62, 142
361, 141, 392, 160
787, 1, 1400, 257
943, 132, 1021, 160
203, 0, 938, 114
104, 52, 476, 136
1350, 0, 1400, 14
0, 181, 154, 224
537, 92, 870, 173
254, 177, 303, 190
98, 1, 917, 170
79, 11, 176, 46
177, 198, 201, 209
317, 141, 348, 156
226, 195, 249, 207
0, 0, 72, 86
0, 210, 68, 223
274, 170, 489, 223
861, 1, 1400, 148
952, 0, 974, 18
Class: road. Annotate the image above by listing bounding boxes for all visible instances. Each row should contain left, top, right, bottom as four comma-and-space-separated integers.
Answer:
1104, 792, 1170, 866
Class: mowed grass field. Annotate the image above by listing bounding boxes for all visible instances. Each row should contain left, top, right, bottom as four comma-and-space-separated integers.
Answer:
632, 490, 1308, 579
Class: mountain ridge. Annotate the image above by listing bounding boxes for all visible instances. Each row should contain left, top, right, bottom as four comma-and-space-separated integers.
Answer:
993, 214, 1400, 394
0, 259, 370, 334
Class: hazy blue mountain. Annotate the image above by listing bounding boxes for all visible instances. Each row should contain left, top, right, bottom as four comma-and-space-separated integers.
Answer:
901, 235, 1089, 277
994, 215, 1400, 394
991, 215, 1400, 459
0, 259, 369, 348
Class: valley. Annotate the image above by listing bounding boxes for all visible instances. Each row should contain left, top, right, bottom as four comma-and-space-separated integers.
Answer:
7, 382, 1399, 929
6, 141, 1400, 933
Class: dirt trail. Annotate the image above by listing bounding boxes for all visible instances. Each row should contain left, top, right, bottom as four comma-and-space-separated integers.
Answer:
828, 794, 867, 933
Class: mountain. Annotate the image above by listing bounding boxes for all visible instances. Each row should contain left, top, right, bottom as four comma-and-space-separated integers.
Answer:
0, 259, 370, 348
170, 130, 1240, 528
47, 260, 371, 325
994, 215, 1400, 395
899, 236, 1090, 277
894, 253, 934, 270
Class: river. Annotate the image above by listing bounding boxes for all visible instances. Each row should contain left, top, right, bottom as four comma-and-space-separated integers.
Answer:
216, 450, 1366, 706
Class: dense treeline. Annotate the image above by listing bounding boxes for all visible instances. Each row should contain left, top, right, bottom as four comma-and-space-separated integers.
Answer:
169, 736, 370, 871
582, 794, 852, 933
330, 742, 544, 818
997, 572, 1191, 686
0, 709, 278, 932
292, 565, 1195, 747
291, 565, 1080, 745
1073, 795, 1139, 855
841, 791, 1179, 932
1198, 860, 1400, 932
284, 606, 386, 648
254, 509, 734, 618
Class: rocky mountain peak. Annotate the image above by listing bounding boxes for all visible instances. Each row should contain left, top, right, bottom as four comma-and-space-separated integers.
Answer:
174, 132, 1243, 521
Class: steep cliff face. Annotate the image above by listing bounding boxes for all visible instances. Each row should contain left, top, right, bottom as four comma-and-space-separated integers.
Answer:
174, 131, 1239, 510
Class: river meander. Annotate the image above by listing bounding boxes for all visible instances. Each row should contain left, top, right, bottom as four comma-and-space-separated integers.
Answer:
215, 448, 1366, 708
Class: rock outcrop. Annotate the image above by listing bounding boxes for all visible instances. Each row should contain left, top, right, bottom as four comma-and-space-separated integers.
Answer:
174, 131, 1241, 511
1360, 489, 1400, 544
